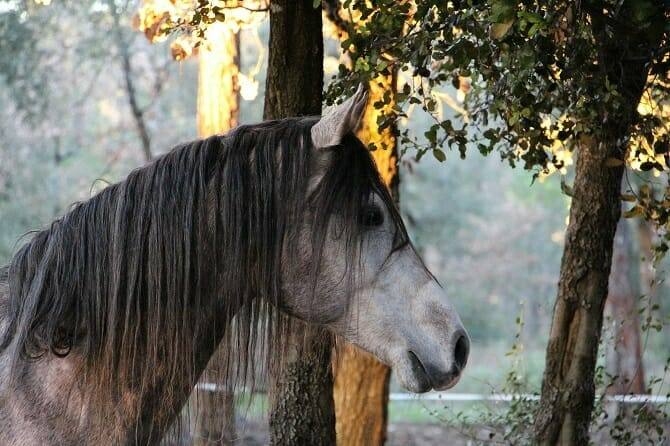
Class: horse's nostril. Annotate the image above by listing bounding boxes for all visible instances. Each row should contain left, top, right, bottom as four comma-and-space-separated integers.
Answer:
454, 334, 470, 371
408, 350, 427, 377
407, 350, 432, 392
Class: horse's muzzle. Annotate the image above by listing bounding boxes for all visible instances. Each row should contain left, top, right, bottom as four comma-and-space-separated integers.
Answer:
407, 330, 470, 392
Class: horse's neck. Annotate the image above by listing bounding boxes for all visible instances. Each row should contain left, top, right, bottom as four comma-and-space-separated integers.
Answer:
0, 287, 229, 445
145, 310, 233, 440
112, 298, 230, 444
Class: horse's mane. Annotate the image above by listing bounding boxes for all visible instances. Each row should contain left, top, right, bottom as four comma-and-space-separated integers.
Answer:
0, 117, 407, 420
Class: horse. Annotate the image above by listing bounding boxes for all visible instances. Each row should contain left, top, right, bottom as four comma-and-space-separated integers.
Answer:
0, 86, 469, 445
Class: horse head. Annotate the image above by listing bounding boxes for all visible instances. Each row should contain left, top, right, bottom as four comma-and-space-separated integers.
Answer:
280, 86, 469, 392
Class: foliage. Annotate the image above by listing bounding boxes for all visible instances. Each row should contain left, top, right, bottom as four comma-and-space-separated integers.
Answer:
439, 308, 669, 445
0, 0, 200, 261
442, 310, 538, 445
136, 0, 267, 60
592, 325, 669, 446
318, 1, 670, 251
325, 1, 666, 163
0, 6, 47, 120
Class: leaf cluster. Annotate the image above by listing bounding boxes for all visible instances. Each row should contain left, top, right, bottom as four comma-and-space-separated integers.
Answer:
326, 1, 668, 171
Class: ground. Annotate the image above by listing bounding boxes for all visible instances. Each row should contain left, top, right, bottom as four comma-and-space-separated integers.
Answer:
225, 420, 670, 445
232, 421, 483, 445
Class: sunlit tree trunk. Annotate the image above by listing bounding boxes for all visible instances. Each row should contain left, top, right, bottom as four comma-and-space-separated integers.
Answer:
196, 26, 240, 136
605, 218, 645, 396
190, 25, 240, 446
333, 74, 398, 446
533, 9, 663, 441
264, 2, 334, 445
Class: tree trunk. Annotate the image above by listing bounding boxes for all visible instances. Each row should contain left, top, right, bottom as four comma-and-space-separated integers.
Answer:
262, 1, 324, 121
533, 132, 625, 445
269, 328, 335, 446
533, 12, 660, 441
333, 74, 398, 446
190, 26, 240, 446
263, 2, 334, 445
605, 219, 645, 396
196, 27, 240, 137
333, 347, 391, 446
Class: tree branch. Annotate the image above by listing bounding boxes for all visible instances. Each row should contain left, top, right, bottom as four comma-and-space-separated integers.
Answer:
108, 0, 153, 162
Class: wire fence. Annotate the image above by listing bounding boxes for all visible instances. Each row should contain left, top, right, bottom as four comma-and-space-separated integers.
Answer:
388, 392, 669, 404
198, 383, 669, 404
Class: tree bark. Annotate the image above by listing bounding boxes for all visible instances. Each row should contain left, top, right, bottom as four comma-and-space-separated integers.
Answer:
269, 328, 335, 446
263, 1, 324, 121
197, 28, 240, 137
533, 9, 663, 443
333, 74, 398, 446
190, 26, 240, 446
333, 346, 391, 446
263, 2, 334, 445
533, 132, 625, 445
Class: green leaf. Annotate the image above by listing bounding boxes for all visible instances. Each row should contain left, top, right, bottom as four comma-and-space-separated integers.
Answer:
433, 148, 446, 162
522, 11, 543, 23
425, 126, 437, 144
623, 205, 644, 218
313, 0, 322, 8
508, 111, 519, 126
639, 161, 656, 171
354, 57, 370, 72
483, 129, 498, 140
490, 0, 516, 22
491, 20, 514, 39
654, 138, 669, 154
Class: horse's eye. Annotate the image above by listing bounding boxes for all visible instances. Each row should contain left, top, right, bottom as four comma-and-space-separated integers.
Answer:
360, 205, 384, 227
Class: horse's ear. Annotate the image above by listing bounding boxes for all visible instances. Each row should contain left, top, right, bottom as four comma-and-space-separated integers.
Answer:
311, 84, 368, 149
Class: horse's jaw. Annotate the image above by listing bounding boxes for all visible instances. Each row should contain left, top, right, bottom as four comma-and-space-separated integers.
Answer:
334, 247, 470, 394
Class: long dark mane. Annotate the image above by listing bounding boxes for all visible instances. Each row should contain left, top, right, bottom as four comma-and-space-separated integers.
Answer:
0, 117, 407, 422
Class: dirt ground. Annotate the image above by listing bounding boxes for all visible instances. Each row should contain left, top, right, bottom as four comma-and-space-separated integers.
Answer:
226, 420, 670, 445
231, 421, 505, 445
